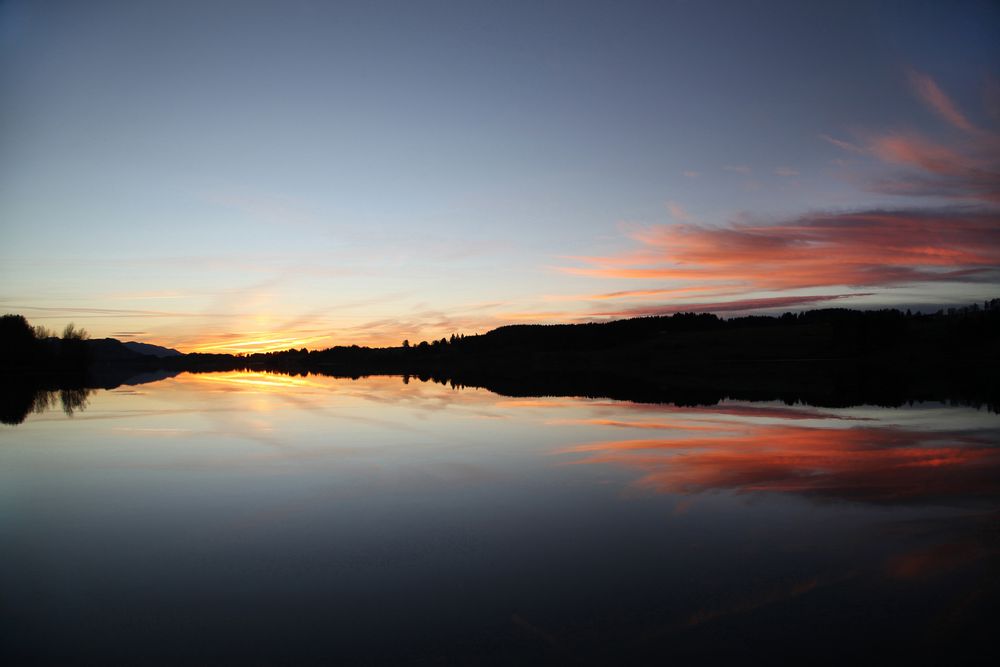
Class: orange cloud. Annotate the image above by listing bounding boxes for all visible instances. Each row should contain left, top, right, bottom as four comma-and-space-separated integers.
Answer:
558, 209, 1000, 294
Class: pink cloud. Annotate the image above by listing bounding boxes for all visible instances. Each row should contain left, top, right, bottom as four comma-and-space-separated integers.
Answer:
823, 72, 1000, 203
666, 200, 693, 222
558, 208, 1000, 292
870, 134, 971, 174
863, 134, 1000, 203
908, 70, 976, 132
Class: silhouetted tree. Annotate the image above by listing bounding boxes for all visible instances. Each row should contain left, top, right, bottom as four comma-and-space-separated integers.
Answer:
0, 314, 42, 369
33, 324, 54, 339
62, 323, 88, 340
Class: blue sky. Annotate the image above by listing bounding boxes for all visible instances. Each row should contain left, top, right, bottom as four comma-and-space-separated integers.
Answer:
2, 0, 998, 351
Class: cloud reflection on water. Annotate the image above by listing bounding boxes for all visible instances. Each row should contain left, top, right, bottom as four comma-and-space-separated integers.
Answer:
558, 404, 1000, 506
9, 371, 1000, 511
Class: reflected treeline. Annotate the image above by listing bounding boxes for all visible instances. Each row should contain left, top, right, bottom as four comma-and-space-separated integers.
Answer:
29, 387, 93, 418
162, 303, 1000, 409
2, 359, 996, 426
0, 314, 92, 373
1, 369, 183, 424
396, 361, 999, 411
1, 382, 95, 425
3, 304, 999, 422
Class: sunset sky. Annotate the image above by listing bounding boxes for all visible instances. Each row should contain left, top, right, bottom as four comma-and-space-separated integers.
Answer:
2, 0, 998, 353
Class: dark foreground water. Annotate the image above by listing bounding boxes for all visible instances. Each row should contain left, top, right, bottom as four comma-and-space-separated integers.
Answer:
2, 372, 999, 665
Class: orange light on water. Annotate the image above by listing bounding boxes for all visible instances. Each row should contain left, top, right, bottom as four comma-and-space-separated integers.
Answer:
177, 371, 328, 391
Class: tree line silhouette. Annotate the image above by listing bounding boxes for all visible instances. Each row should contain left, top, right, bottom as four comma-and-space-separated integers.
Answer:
0, 314, 91, 373
2, 302, 999, 423
0, 314, 94, 424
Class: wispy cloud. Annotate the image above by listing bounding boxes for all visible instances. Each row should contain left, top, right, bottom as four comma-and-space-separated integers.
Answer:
494, 293, 871, 322
543, 284, 743, 302
907, 69, 976, 132
193, 335, 331, 353
327, 307, 512, 348
666, 200, 693, 222
820, 133, 866, 153
558, 208, 1000, 292
10, 305, 217, 318
585, 293, 869, 318
865, 133, 1000, 203
724, 164, 751, 174
871, 134, 973, 174
823, 71, 1000, 203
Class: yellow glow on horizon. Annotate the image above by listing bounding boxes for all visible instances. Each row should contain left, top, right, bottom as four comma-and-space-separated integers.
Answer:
190, 334, 332, 355
177, 316, 509, 354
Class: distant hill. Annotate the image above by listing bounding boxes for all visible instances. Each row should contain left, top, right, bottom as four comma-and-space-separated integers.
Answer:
40, 337, 180, 363
122, 341, 182, 358
83, 338, 150, 362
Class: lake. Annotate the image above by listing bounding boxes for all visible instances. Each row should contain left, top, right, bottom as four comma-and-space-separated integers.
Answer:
2, 371, 998, 665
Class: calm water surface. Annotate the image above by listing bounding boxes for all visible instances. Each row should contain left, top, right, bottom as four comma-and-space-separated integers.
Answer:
3, 372, 999, 664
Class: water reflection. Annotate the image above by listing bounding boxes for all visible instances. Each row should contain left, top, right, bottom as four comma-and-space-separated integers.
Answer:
557, 403, 1000, 506
0, 384, 94, 424
2, 371, 998, 664
187, 370, 329, 390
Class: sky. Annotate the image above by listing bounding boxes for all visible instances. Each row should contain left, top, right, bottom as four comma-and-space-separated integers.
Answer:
2, 0, 999, 353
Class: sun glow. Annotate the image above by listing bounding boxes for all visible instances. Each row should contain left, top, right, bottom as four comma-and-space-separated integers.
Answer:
190, 334, 332, 355
177, 371, 330, 391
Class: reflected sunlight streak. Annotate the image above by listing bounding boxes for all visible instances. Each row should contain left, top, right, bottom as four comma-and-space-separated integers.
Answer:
177, 371, 331, 391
